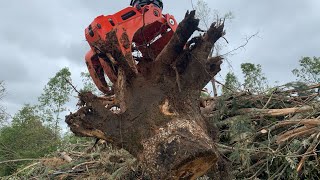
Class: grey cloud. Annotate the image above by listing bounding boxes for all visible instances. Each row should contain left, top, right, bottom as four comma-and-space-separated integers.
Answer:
206, 0, 320, 84
0, 51, 29, 82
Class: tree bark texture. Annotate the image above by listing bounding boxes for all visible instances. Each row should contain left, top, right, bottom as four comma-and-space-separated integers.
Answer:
66, 10, 225, 179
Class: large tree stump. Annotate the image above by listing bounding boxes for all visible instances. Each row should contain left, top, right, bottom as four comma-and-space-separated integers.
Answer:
66, 10, 225, 179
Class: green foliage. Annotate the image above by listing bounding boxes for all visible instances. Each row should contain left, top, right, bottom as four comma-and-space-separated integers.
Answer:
200, 92, 210, 98
292, 56, 320, 83
0, 105, 59, 176
223, 72, 241, 94
200, 88, 211, 98
195, 0, 233, 56
241, 63, 268, 93
0, 81, 4, 99
223, 115, 254, 169
0, 81, 7, 125
222, 64, 268, 95
284, 81, 316, 96
38, 67, 72, 134
195, 0, 212, 29
80, 71, 99, 94
195, 0, 234, 30
61, 132, 92, 146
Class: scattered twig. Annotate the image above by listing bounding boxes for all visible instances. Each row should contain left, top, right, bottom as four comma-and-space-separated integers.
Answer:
63, 77, 80, 94
71, 161, 99, 170
0, 159, 41, 165
297, 132, 320, 173
262, 91, 274, 109
13, 162, 40, 175
221, 31, 259, 57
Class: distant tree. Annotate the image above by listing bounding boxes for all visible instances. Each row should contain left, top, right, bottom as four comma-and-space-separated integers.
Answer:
223, 72, 241, 94
0, 105, 58, 176
241, 63, 268, 93
292, 56, 320, 84
80, 71, 99, 94
195, 0, 233, 31
195, 0, 213, 30
38, 68, 72, 135
0, 81, 4, 100
0, 81, 7, 126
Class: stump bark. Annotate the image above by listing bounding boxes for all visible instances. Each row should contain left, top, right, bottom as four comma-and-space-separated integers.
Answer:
66, 10, 225, 179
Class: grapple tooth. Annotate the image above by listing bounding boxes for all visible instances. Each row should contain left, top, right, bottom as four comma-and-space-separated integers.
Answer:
85, 50, 112, 94
98, 57, 118, 84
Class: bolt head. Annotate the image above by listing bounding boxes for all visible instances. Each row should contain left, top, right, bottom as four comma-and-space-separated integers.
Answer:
169, 18, 175, 26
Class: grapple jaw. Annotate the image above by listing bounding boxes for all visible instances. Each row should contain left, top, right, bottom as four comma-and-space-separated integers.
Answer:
85, 2, 177, 94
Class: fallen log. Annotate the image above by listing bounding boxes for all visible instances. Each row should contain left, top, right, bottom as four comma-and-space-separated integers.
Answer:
236, 104, 319, 117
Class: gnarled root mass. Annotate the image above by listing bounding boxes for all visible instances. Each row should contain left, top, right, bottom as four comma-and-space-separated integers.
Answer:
66, 10, 225, 179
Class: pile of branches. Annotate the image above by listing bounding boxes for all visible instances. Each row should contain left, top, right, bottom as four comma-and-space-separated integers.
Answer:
203, 83, 320, 179
2, 139, 149, 180
3, 83, 319, 179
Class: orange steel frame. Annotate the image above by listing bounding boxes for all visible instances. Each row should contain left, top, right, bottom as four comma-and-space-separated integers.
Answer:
85, 4, 177, 94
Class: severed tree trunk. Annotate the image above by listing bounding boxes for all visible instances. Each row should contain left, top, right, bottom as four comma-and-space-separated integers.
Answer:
66, 11, 225, 179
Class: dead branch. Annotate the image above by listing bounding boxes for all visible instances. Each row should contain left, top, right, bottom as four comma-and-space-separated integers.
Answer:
296, 133, 320, 173
60, 152, 72, 163
274, 119, 320, 127
0, 159, 41, 165
279, 83, 320, 94
236, 104, 319, 117
63, 77, 80, 94
221, 31, 259, 56
71, 161, 99, 170
276, 126, 318, 144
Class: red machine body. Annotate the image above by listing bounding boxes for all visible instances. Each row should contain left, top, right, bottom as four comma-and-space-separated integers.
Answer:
85, 2, 178, 94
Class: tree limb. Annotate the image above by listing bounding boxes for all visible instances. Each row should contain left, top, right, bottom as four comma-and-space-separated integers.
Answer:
179, 19, 225, 89
66, 92, 122, 145
236, 104, 319, 117
156, 10, 199, 66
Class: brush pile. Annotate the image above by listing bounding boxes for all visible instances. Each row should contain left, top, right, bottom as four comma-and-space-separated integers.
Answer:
205, 83, 320, 179
2, 139, 149, 180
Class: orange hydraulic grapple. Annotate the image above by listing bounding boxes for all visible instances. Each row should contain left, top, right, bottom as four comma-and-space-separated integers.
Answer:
85, 0, 178, 94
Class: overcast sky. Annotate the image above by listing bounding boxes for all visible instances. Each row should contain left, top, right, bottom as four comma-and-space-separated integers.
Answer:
0, 0, 319, 119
